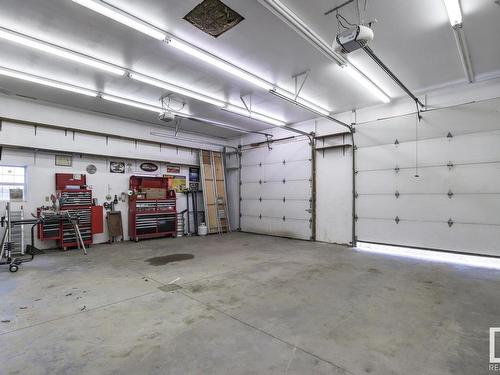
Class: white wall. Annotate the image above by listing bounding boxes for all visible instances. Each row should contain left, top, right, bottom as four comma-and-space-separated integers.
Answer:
0, 95, 224, 249
0, 148, 201, 249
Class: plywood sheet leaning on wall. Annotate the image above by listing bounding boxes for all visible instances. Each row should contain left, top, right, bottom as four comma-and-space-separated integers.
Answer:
199, 150, 230, 234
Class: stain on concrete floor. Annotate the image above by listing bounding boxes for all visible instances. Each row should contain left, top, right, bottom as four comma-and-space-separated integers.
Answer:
145, 254, 194, 266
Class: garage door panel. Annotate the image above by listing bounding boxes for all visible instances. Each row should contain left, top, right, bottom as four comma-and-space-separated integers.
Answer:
260, 200, 310, 219
242, 187, 310, 201
269, 219, 311, 240
263, 162, 311, 180
241, 183, 261, 197
240, 216, 270, 235
447, 131, 500, 163
450, 164, 500, 193
357, 195, 500, 224
358, 163, 500, 195
241, 200, 262, 216
357, 169, 451, 194
358, 219, 500, 256
355, 99, 500, 148
241, 165, 262, 181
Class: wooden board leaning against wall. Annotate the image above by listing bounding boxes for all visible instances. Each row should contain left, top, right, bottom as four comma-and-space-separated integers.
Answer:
200, 150, 230, 234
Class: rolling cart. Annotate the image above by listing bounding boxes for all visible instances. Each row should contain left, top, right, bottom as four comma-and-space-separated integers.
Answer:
0, 204, 43, 272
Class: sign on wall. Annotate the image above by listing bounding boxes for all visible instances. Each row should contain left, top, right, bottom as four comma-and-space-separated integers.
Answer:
167, 165, 181, 174
140, 162, 158, 172
109, 161, 125, 173
189, 167, 200, 191
165, 175, 187, 193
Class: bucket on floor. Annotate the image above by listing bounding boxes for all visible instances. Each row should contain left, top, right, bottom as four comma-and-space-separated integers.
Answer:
198, 223, 208, 236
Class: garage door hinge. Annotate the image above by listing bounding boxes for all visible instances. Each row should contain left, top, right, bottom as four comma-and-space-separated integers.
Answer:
448, 218, 454, 227
447, 190, 454, 199
395, 166, 400, 173
354, 215, 358, 222
394, 139, 399, 146
447, 162, 454, 170
395, 216, 400, 224
395, 191, 400, 199
282, 216, 286, 221
447, 132, 453, 139
355, 192, 359, 198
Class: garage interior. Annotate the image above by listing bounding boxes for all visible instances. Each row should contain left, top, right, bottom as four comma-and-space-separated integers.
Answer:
1, 0, 500, 374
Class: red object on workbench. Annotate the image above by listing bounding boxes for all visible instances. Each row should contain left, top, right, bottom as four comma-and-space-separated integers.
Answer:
128, 176, 177, 242
55, 173, 87, 190
91, 206, 104, 234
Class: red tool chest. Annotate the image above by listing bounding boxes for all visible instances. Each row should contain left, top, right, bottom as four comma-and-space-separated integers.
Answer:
37, 173, 100, 249
128, 176, 177, 241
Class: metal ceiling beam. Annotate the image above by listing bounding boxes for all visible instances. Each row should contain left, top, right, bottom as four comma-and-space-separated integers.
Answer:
324, 0, 355, 16
452, 24, 474, 83
257, 0, 346, 66
363, 46, 425, 108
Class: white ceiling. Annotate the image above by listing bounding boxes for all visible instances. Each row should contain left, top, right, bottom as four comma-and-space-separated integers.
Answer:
0, 0, 498, 139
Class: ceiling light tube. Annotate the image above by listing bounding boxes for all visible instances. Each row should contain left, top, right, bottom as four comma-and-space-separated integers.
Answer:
343, 66, 391, 104
71, 0, 167, 40
0, 66, 97, 97
129, 73, 226, 107
223, 104, 286, 127
167, 39, 273, 91
0, 27, 124, 76
100, 94, 162, 112
442, 0, 463, 26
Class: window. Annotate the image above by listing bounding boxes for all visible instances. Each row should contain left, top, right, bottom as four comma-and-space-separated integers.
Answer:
0, 166, 26, 201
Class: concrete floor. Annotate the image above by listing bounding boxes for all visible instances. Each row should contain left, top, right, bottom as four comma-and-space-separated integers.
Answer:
1, 233, 499, 375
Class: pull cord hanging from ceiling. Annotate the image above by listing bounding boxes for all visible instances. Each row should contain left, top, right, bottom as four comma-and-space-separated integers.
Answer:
414, 100, 422, 178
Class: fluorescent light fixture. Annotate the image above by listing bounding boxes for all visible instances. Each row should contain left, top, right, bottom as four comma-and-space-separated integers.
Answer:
0, 27, 124, 76
71, 0, 166, 40
101, 94, 162, 112
68, 1, 334, 118
168, 39, 273, 91
272, 88, 330, 116
443, 0, 463, 26
357, 242, 500, 271
0, 66, 97, 97
224, 104, 286, 127
129, 73, 226, 107
343, 66, 391, 104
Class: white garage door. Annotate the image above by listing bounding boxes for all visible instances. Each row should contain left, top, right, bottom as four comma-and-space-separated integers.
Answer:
355, 98, 500, 257
240, 137, 313, 240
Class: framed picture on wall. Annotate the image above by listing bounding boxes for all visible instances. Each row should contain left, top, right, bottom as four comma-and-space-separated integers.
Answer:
55, 154, 72, 167
166, 165, 181, 174
110, 161, 125, 173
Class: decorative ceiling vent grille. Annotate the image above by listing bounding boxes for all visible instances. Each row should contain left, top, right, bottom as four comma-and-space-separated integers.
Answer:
184, 0, 244, 38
